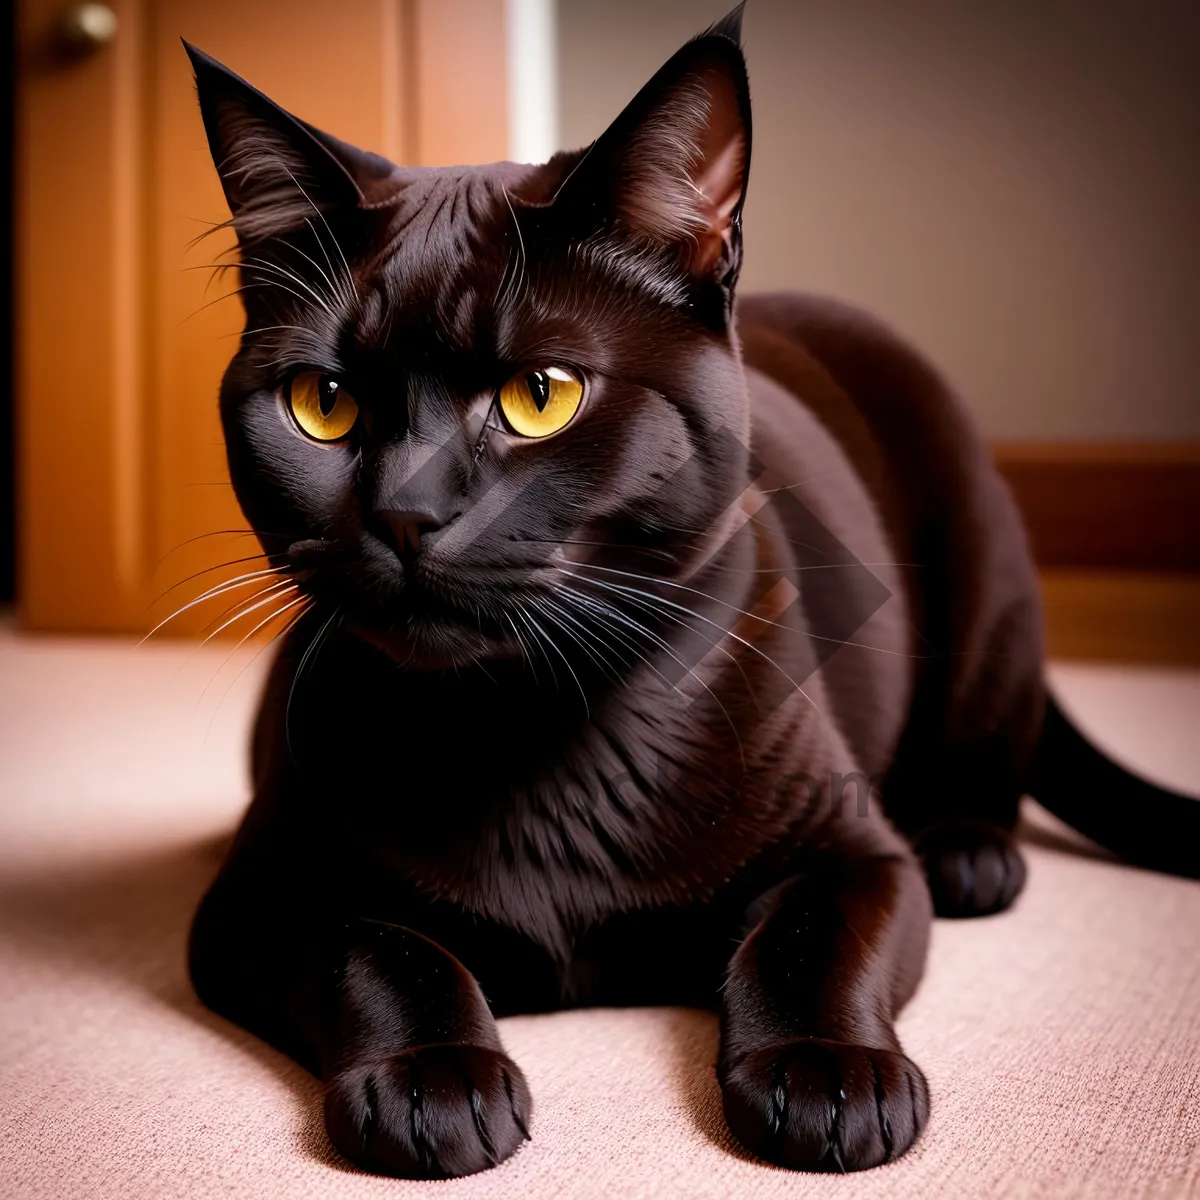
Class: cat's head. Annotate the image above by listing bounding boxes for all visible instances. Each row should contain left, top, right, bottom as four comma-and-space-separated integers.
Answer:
189, 5, 752, 670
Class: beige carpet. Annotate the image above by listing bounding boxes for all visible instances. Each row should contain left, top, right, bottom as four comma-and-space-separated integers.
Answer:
1, 626, 1198, 1199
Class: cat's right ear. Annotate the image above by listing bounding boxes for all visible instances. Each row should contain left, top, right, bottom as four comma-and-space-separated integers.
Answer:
548, 5, 751, 296
184, 42, 390, 245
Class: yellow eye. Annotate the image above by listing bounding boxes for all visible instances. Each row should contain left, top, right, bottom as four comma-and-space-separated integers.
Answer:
288, 371, 358, 442
498, 366, 583, 438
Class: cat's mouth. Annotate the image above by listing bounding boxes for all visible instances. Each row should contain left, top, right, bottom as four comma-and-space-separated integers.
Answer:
349, 588, 518, 670
355, 571, 524, 670
352, 615, 505, 670
283, 536, 527, 670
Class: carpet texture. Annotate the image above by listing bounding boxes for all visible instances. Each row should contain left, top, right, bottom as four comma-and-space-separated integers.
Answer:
1, 628, 1198, 1199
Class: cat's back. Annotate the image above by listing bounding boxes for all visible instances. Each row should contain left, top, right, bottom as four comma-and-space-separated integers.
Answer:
737, 291, 1045, 803
739, 291, 1038, 613
737, 291, 1001, 562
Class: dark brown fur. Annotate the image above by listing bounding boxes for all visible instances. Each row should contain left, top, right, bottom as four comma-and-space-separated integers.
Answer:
183, 7, 1196, 1179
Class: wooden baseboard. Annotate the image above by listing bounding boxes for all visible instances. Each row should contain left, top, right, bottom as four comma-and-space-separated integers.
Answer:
1040, 569, 1200, 665
993, 442, 1200, 571
991, 444, 1199, 665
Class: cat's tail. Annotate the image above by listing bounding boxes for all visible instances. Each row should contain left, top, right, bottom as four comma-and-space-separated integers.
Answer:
1027, 693, 1200, 879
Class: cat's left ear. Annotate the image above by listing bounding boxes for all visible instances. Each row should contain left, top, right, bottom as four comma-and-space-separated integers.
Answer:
554, 4, 751, 293
184, 41, 396, 245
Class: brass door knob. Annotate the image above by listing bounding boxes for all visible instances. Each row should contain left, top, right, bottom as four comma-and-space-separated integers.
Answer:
56, 4, 119, 55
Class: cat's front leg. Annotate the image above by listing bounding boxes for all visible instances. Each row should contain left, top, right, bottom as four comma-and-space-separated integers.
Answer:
191, 861, 530, 1179
321, 919, 532, 1178
718, 835, 933, 1171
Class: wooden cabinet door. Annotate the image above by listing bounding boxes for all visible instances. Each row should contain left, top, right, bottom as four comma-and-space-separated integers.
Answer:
16, 0, 507, 635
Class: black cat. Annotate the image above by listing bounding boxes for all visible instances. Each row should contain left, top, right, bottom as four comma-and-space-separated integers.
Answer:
183, 6, 1198, 1178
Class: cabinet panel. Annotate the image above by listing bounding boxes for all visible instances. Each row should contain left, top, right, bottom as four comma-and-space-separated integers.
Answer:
17, 0, 149, 629
18, 0, 508, 635
143, 0, 416, 637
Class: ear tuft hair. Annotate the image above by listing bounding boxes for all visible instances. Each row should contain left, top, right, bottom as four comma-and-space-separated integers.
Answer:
703, 0, 746, 45
551, 6, 751, 298
617, 52, 748, 274
184, 41, 381, 245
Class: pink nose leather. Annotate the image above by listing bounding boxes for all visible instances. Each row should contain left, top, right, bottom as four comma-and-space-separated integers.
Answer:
375, 510, 441, 557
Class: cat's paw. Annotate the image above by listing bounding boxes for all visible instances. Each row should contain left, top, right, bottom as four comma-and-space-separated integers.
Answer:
720, 1039, 928, 1171
323, 1043, 531, 1178
915, 818, 1026, 918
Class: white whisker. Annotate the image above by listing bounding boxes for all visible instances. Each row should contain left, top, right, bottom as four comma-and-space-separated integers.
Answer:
201, 597, 312, 745
141, 567, 285, 643
239, 257, 338, 319
572, 560, 917, 659
286, 607, 342, 759
198, 580, 300, 646
520, 604, 589, 717
277, 163, 359, 304
197, 591, 308, 709
560, 568, 825, 723
555, 582, 747, 765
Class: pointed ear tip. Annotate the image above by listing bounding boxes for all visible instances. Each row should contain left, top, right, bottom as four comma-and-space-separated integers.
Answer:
183, 43, 251, 99
181, 40, 217, 74
708, 2, 746, 45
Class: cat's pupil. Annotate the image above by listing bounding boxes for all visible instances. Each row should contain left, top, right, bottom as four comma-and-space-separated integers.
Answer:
526, 371, 551, 413
318, 377, 339, 417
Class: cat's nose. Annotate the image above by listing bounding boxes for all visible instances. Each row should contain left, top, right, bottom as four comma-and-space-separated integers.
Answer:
372, 508, 444, 559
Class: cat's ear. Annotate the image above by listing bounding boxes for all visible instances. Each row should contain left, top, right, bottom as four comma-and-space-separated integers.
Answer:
553, 4, 751, 289
184, 41, 393, 245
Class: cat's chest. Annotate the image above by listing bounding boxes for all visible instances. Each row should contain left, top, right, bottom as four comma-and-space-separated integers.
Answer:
344, 670, 825, 959
306, 577, 878, 958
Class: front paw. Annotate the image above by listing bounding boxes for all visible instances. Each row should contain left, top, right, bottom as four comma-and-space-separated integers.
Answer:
915, 818, 1026, 918
324, 1044, 531, 1178
720, 1039, 928, 1171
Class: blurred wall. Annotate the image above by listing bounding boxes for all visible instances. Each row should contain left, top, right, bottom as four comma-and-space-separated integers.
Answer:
556, 0, 1200, 440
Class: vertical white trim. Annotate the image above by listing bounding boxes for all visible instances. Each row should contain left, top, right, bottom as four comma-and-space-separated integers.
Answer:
379, 0, 405, 164
506, 0, 558, 163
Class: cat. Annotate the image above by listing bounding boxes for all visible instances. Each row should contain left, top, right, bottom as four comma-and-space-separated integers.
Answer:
183, 5, 1198, 1178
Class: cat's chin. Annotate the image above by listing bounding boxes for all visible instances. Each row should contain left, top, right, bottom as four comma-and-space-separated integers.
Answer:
348, 615, 515, 672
